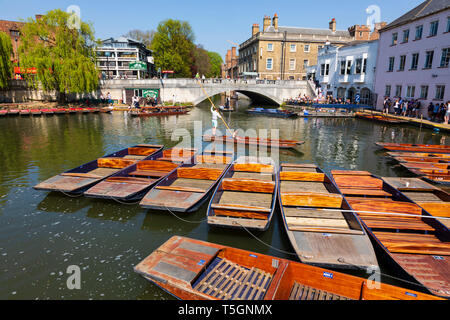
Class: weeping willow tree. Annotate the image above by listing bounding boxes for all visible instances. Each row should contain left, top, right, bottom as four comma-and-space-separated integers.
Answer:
0, 31, 13, 89
19, 9, 99, 101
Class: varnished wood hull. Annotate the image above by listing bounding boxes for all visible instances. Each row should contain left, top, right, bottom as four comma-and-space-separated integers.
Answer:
134, 236, 441, 300
376, 142, 450, 154
331, 171, 450, 298
203, 135, 304, 150
139, 152, 234, 213
34, 144, 164, 195
207, 157, 278, 231
278, 164, 379, 270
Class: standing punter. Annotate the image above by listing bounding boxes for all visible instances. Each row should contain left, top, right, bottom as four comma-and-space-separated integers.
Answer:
211, 106, 222, 136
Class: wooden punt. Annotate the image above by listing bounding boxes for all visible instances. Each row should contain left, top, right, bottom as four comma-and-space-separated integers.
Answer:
8, 109, 20, 116
0, 110, 8, 116
41, 108, 54, 115
382, 177, 450, 229
400, 162, 450, 171
130, 109, 189, 117
278, 164, 378, 270
207, 156, 278, 231
68, 108, 77, 114
331, 170, 450, 298
387, 152, 450, 160
33, 144, 164, 195
356, 113, 407, 124
30, 109, 42, 116
407, 168, 450, 186
376, 142, 450, 154
84, 148, 197, 201
139, 152, 234, 213
53, 108, 67, 114
19, 109, 31, 116
203, 135, 304, 150
394, 156, 450, 164
134, 236, 441, 300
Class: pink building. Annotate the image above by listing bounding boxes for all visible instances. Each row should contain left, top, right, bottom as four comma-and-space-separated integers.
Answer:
374, 0, 450, 115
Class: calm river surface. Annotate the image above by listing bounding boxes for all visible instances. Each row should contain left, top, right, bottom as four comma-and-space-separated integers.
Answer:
0, 101, 449, 299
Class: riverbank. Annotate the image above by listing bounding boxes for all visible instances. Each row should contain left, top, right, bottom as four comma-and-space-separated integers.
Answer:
358, 110, 450, 133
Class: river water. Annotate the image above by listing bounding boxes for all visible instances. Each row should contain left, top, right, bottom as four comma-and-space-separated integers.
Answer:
0, 100, 448, 299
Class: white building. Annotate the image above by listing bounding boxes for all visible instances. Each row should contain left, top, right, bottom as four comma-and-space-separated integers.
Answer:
373, 0, 450, 113
96, 37, 155, 80
310, 40, 379, 105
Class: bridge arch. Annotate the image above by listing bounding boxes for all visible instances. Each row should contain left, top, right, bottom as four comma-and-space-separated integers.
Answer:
192, 88, 282, 107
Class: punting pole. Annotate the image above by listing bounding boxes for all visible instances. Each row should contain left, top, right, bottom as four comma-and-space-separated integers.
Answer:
196, 79, 236, 137
311, 208, 450, 220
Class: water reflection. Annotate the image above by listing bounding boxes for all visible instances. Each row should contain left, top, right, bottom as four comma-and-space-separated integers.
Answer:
0, 103, 448, 299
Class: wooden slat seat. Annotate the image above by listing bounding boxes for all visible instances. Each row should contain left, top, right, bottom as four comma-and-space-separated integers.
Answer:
402, 192, 443, 203
231, 172, 272, 181
178, 167, 224, 180
222, 178, 275, 193
289, 282, 351, 300
123, 155, 147, 160
280, 181, 329, 193
129, 170, 169, 178
281, 192, 343, 209
105, 176, 155, 185
360, 217, 435, 231
215, 191, 273, 212
283, 167, 318, 173
339, 188, 392, 197
213, 209, 269, 220
60, 172, 103, 179
280, 172, 325, 182
87, 168, 120, 177
155, 178, 212, 193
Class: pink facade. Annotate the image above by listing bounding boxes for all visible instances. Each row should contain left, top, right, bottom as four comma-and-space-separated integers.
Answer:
374, 7, 450, 114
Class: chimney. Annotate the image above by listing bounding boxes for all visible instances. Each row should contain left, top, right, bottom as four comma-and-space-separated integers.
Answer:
231, 47, 237, 58
272, 13, 279, 30
263, 15, 271, 32
329, 18, 336, 32
252, 23, 260, 36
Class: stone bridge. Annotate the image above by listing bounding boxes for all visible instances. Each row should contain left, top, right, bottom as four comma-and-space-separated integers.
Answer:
100, 79, 316, 106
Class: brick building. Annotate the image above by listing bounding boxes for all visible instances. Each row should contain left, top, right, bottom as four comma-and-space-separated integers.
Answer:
239, 14, 385, 80
224, 47, 239, 79
0, 19, 26, 64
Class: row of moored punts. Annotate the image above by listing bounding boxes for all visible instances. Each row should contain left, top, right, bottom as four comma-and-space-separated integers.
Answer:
0, 107, 112, 116
33, 141, 450, 300
377, 142, 450, 185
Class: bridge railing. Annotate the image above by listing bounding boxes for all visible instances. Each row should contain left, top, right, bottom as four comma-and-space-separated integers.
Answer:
100, 78, 306, 87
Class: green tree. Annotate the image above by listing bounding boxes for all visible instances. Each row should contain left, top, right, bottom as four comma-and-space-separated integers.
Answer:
0, 31, 13, 89
18, 9, 99, 101
151, 19, 195, 78
192, 45, 211, 77
206, 51, 223, 78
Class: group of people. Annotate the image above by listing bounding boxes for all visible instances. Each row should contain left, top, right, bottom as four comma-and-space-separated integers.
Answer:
383, 97, 450, 124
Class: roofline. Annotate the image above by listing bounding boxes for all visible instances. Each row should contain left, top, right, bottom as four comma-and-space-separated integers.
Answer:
379, 6, 450, 32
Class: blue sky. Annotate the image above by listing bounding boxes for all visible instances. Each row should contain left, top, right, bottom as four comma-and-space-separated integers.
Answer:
1, 0, 424, 60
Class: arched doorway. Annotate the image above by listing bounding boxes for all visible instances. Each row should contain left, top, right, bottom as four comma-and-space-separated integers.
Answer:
360, 88, 372, 105
347, 88, 356, 103
337, 87, 346, 100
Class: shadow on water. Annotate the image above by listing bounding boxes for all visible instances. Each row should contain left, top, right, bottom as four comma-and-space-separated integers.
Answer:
36, 192, 91, 214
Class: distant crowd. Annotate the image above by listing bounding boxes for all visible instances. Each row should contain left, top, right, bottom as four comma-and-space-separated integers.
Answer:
286, 94, 361, 106
383, 97, 450, 124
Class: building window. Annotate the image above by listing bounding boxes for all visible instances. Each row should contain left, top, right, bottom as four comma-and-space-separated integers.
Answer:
391, 33, 398, 45
10, 29, 20, 38
388, 57, 395, 72
447, 17, 450, 33
411, 53, 419, 70
385, 85, 391, 97
440, 48, 450, 68
402, 29, 409, 43
325, 63, 330, 76
267, 43, 273, 52
424, 50, 434, 69
415, 25, 423, 40
362, 58, 367, 74
346, 60, 352, 75
355, 58, 362, 74
435, 85, 445, 100
429, 21, 439, 37
399, 55, 406, 71
290, 44, 297, 52
304, 45, 310, 53
340, 61, 346, 75
420, 85, 429, 99
289, 59, 296, 70
303, 59, 309, 70
266, 58, 273, 70
320, 64, 325, 76
406, 86, 415, 98
395, 85, 402, 97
